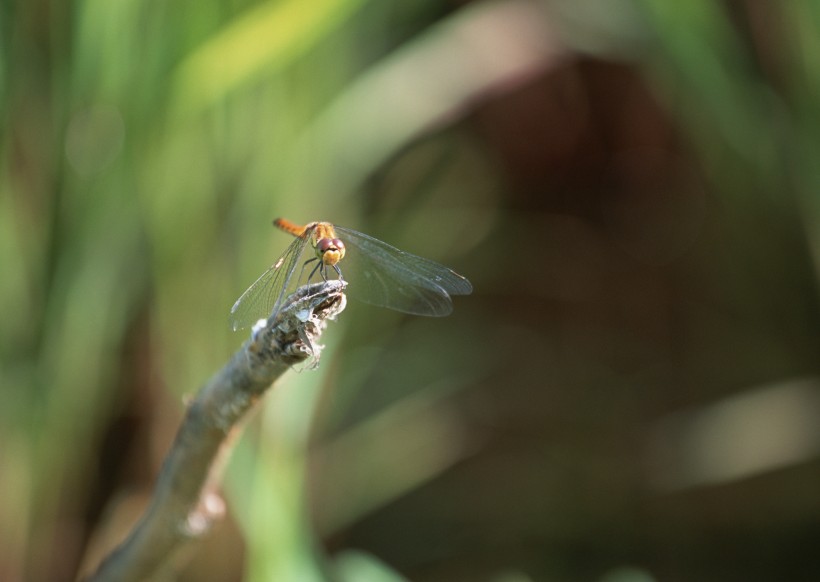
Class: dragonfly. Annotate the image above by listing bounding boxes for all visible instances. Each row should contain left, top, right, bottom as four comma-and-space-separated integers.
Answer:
230, 218, 473, 330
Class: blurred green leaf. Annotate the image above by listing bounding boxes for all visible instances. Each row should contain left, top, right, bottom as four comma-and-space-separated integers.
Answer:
172, 0, 369, 112
334, 550, 409, 582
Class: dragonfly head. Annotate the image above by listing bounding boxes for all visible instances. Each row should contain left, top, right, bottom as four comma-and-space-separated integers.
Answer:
317, 237, 346, 266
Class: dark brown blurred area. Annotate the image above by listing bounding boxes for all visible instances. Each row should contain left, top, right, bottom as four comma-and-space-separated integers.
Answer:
315, 54, 820, 581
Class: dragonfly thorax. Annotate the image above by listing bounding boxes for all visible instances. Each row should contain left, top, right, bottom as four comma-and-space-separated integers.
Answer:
316, 237, 346, 266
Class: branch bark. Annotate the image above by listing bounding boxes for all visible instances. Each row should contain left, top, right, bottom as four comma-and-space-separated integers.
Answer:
85, 280, 347, 582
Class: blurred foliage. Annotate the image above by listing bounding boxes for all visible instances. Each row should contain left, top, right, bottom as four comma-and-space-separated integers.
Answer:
3, 1, 820, 581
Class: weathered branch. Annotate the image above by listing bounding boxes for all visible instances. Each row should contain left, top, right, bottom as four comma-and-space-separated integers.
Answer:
85, 280, 347, 582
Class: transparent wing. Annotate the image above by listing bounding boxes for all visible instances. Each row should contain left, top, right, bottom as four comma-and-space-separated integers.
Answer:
229, 228, 315, 330
335, 225, 473, 317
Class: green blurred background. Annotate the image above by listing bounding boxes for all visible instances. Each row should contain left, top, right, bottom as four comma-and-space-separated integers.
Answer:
3, 1, 820, 580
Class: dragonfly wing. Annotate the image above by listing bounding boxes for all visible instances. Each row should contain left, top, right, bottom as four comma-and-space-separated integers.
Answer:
229, 231, 313, 330
335, 226, 473, 317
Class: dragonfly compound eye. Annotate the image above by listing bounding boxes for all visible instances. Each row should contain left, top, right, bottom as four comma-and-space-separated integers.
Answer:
318, 238, 346, 265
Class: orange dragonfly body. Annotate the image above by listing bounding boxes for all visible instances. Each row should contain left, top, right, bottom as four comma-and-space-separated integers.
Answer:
230, 218, 472, 330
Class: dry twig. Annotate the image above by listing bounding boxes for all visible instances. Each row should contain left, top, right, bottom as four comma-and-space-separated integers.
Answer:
85, 280, 347, 582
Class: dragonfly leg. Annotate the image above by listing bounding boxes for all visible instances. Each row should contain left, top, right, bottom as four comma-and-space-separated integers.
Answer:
306, 259, 324, 282
333, 264, 344, 281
